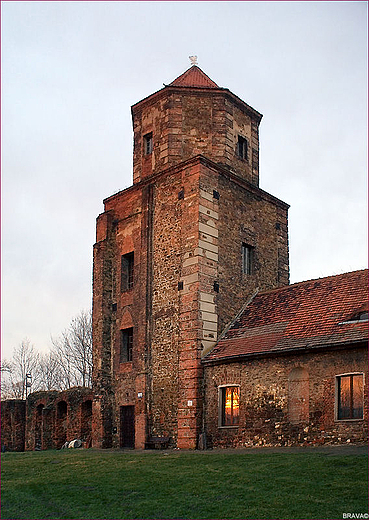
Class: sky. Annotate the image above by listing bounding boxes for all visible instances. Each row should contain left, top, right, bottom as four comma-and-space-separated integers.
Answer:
1, 1, 367, 360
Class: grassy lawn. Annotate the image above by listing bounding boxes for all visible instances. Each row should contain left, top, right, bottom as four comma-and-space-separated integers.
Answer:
1, 448, 367, 520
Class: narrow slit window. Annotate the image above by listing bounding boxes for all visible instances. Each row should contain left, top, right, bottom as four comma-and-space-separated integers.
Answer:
237, 135, 248, 160
144, 132, 153, 155
337, 374, 363, 420
121, 252, 134, 292
120, 328, 133, 363
242, 243, 254, 275
221, 386, 239, 426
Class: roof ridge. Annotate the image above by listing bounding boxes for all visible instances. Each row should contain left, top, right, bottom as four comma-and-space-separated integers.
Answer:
257, 269, 368, 297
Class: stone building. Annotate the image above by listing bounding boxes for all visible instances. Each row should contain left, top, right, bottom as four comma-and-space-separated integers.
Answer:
92, 64, 290, 450
2, 64, 366, 452
203, 269, 368, 447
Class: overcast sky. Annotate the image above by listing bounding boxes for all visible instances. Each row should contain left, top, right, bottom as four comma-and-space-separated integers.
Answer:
1, 1, 367, 360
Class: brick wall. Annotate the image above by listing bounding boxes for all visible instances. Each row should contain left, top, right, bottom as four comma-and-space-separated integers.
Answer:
1, 399, 26, 451
132, 88, 262, 186
203, 346, 368, 448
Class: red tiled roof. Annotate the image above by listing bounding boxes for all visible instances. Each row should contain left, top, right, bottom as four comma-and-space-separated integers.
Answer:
204, 270, 368, 363
170, 66, 219, 88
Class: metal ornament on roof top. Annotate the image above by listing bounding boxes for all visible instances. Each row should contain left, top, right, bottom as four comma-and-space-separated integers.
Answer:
189, 55, 198, 66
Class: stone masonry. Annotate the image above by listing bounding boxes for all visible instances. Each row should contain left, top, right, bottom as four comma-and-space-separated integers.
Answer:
92, 65, 289, 449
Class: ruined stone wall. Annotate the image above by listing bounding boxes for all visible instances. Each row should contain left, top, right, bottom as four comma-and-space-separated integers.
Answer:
25, 388, 93, 451
203, 346, 368, 448
1, 399, 26, 451
1, 388, 92, 452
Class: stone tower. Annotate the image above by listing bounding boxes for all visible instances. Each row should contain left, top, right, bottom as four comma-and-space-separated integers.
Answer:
92, 65, 289, 449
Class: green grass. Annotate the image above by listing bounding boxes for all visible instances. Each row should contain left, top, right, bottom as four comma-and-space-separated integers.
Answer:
1, 448, 367, 519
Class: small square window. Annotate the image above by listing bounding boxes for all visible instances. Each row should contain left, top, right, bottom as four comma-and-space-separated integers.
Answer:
220, 386, 239, 426
121, 252, 134, 292
120, 328, 133, 363
237, 136, 248, 161
242, 243, 254, 275
337, 374, 363, 420
144, 132, 153, 155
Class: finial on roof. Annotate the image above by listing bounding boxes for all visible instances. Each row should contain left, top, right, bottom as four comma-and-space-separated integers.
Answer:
189, 55, 198, 66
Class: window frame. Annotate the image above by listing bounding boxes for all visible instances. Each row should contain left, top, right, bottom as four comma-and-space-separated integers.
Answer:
218, 385, 240, 428
335, 372, 364, 421
237, 135, 248, 161
242, 243, 254, 275
121, 252, 134, 292
143, 132, 153, 155
120, 328, 133, 363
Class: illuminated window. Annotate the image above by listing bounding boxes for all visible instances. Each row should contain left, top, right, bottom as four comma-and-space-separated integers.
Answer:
337, 374, 363, 420
120, 328, 133, 363
220, 386, 240, 426
144, 132, 153, 155
121, 252, 134, 292
242, 243, 254, 275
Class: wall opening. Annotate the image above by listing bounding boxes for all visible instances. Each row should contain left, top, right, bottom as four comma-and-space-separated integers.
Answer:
55, 401, 68, 448
288, 367, 309, 424
34, 404, 44, 450
120, 406, 135, 448
80, 400, 92, 442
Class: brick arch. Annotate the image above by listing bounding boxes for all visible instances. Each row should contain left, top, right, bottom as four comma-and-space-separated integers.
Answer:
288, 367, 309, 424
120, 308, 134, 329
120, 236, 134, 256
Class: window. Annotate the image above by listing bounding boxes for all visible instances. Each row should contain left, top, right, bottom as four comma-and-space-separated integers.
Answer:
121, 253, 134, 292
242, 243, 254, 275
120, 328, 133, 363
337, 374, 363, 420
220, 386, 239, 426
144, 132, 153, 155
237, 135, 248, 161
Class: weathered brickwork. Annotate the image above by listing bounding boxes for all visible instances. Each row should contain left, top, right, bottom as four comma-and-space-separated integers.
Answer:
1, 388, 93, 451
203, 346, 368, 448
1, 399, 26, 451
132, 86, 262, 187
92, 66, 290, 449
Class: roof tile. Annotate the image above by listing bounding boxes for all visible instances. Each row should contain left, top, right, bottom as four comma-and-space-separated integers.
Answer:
170, 66, 219, 88
204, 269, 368, 362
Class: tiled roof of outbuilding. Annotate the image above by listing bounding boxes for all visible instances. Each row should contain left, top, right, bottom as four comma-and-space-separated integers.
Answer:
169, 65, 219, 88
204, 269, 368, 363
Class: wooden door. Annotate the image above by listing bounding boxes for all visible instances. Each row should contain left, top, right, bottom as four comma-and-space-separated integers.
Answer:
120, 406, 135, 448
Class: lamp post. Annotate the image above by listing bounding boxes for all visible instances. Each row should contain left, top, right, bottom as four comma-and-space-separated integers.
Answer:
25, 373, 32, 399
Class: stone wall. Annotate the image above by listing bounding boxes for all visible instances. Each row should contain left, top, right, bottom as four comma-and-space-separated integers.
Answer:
203, 346, 368, 448
1, 399, 26, 451
132, 88, 262, 186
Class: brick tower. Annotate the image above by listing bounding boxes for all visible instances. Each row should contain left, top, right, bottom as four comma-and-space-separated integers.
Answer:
92, 64, 289, 449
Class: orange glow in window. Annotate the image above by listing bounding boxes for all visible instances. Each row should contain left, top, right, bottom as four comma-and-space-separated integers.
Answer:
223, 387, 239, 426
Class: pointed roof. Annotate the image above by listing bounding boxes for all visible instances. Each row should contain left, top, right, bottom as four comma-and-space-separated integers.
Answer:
169, 65, 219, 89
203, 269, 369, 363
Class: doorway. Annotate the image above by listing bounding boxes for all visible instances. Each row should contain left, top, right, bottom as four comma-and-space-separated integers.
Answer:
120, 406, 135, 448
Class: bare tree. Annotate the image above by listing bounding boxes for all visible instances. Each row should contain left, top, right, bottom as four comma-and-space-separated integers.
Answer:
1, 339, 40, 399
51, 310, 92, 389
37, 351, 62, 391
